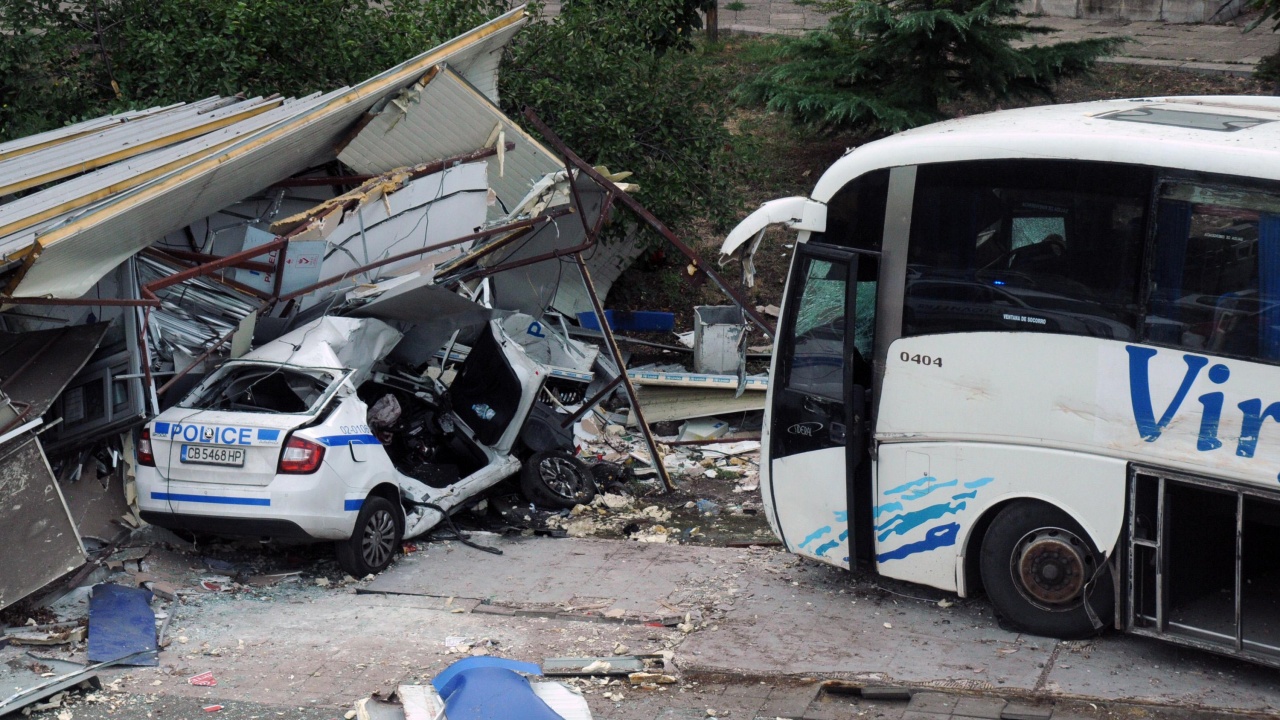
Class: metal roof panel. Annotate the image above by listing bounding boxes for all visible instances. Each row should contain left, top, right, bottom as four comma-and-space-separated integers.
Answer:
7, 6, 528, 299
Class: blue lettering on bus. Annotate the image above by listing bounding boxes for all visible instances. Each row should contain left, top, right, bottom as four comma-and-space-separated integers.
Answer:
1127, 346, 1280, 477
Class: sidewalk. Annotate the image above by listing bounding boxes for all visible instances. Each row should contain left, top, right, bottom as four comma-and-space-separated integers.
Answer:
714, 1, 1280, 75
24, 536, 1278, 719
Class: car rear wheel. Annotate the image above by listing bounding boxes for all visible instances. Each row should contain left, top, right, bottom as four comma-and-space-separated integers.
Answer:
520, 450, 597, 509
979, 501, 1114, 639
336, 496, 402, 577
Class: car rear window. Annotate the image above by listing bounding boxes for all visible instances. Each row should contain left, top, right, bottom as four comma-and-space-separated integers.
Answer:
179, 364, 337, 414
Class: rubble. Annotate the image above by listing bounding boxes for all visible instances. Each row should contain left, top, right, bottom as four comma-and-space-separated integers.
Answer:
0, 10, 770, 661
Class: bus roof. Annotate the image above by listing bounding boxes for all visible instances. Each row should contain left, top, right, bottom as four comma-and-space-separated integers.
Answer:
810, 96, 1280, 202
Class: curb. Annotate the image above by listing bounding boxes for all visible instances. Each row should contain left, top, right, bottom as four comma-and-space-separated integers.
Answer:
678, 669, 1277, 720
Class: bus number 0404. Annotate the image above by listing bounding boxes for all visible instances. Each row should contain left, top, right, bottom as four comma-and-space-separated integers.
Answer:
900, 352, 942, 367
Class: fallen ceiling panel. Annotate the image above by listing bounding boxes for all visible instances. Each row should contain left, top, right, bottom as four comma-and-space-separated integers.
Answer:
0, 96, 281, 197
0, 435, 86, 612
0, 102, 187, 162
289, 161, 492, 308
0, 94, 326, 259
5, 5, 528, 300
0, 322, 111, 420
337, 66, 561, 218
345, 272, 497, 364
482, 175, 646, 319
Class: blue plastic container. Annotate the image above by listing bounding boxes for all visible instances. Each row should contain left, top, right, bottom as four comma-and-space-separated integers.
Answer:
576, 310, 675, 333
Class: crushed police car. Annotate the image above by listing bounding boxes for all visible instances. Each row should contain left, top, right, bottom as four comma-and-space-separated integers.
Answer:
136, 316, 597, 576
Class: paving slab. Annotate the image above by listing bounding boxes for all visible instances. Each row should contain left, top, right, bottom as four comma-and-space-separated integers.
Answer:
362, 535, 1280, 713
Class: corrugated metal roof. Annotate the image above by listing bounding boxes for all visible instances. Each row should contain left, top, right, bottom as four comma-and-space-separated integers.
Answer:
0, 94, 326, 260
5, 5, 528, 300
0, 102, 190, 162
337, 66, 561, 218
0, 96, 281, 196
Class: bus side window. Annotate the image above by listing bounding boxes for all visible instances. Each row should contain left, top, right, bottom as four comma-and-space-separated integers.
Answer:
903, 160, 1148, 341
1147, 179, 1280, 363
820, 169, 890, 252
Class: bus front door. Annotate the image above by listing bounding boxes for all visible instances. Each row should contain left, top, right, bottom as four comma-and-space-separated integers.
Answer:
770, 245, 869, 568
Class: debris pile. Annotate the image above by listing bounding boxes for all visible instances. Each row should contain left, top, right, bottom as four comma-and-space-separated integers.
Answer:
0, 6, 774, 641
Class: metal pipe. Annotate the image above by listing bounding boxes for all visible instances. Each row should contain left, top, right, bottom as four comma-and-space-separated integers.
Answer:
574, 252, 674, 492
1236, 491, 1244, 651
523, 108, 775, 338
5, 296, 160, 307
559, 374, 625, 429
140, 306, 155, 409
272, 174, 375, 187
145, 237, 287, 293
463, 237, 594, 279
156, 320, 248, 395
143, 249, 274, 300
434, 225, 538, 279
271, 241, 288, 299
157, 248, 276, 274
662, 436, 762, 447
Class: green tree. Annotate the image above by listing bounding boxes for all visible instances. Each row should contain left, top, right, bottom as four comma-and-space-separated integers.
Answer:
1245, 0, 1280, 86
738, 0, 1125, 133
0, 0, 743, 235
502, 0, 743, 235
0, 0, 507, 141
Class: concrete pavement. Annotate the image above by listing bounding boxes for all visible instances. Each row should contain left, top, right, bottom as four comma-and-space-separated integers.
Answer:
15, 536, 1279, 719
360, 536, 1280, 714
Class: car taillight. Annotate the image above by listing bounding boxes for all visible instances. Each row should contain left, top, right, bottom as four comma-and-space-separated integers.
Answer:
137, 428, 155, 467
279, 436, 325, 474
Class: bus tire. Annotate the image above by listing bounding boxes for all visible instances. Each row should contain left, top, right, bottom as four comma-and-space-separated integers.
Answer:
979, 501, 1113, 639
336, 496, 402, 577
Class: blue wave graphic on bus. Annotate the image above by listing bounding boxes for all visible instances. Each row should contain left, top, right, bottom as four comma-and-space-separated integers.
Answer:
875, 475, 992, 563
877, 523, 960, 562
796, 511, 849, 561
876, 500, 966, 542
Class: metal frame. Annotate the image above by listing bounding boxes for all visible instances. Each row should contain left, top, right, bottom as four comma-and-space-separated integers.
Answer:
522, 108, 774, 339
1126, 464, 1280, 668
2, 118, 768, 494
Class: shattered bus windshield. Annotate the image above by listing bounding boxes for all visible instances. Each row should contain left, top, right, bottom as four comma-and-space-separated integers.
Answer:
180, 364, 337, 414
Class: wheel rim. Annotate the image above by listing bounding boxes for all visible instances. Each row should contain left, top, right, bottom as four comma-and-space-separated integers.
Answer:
539, 456, 586, 500
1009, 526, 1093, 610
362, 509, 397, 568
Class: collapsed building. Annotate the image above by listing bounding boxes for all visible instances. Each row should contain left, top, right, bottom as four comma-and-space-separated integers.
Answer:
0, 5, 768, 613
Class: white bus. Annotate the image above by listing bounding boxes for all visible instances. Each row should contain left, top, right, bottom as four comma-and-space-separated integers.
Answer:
720, 97, 1280, 666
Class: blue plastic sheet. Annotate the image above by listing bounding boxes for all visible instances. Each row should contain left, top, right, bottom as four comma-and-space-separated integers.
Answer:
434, 658, 563, 720
86, 584, 157, 666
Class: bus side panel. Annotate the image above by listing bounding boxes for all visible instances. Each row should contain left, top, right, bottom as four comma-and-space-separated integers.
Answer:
875, 442, 1126, 595
878, 333, 1280, 492
772, 446, 851, 568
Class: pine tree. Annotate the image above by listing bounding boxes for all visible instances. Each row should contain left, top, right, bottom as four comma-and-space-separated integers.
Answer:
739, 0, 1126, 133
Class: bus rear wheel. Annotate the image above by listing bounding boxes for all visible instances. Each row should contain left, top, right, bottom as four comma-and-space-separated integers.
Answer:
979, 501, 1114, 639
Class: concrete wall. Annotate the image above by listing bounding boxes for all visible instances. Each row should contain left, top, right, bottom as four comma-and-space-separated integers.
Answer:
1021, 0, 1245, 22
